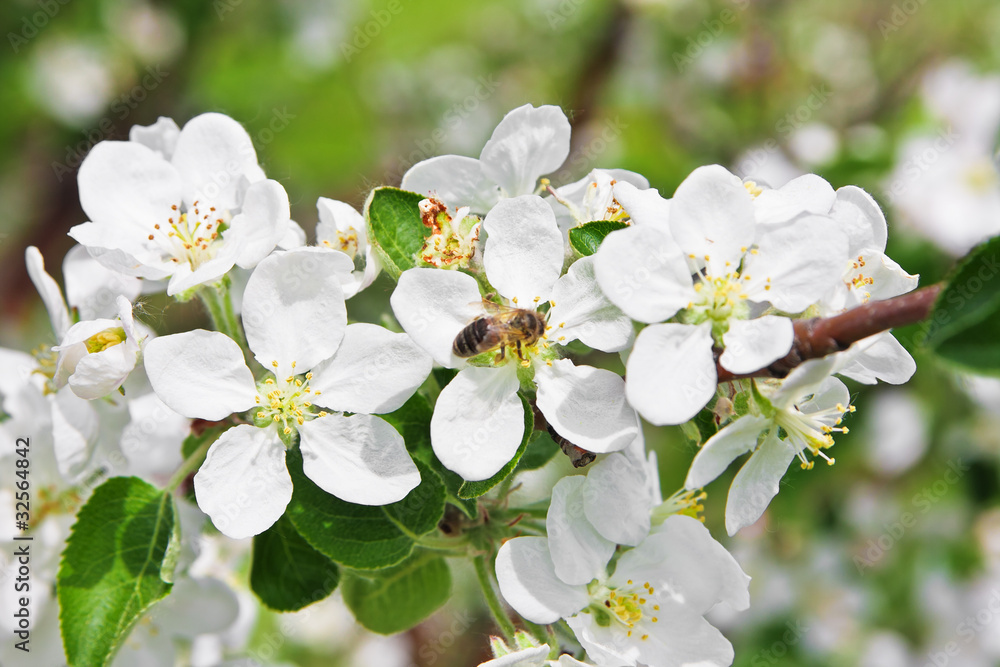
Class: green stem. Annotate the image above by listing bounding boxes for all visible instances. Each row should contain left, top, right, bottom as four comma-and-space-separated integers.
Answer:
198, 279, 245, 345
474, 554, 516, 643
165, 436, 213, 493
523, 620, 559, 657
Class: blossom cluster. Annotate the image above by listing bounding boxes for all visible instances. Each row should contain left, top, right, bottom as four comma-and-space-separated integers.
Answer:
1, 104, 922, 666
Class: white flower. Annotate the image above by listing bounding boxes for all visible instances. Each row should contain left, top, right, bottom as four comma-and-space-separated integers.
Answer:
69, 113, 290, 296
545, 168, 650, 235
478, 633, 595, 666
315, 197, 381, 297
144, 248, 432, 538
496, 516, 750, 667
402, 104, 571, 213
390, 195, 637, 482
685, 358, 853, 535
594, 165, 848, 425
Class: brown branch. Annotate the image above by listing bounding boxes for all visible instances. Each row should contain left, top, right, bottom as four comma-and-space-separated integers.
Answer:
716, 284, 943, 382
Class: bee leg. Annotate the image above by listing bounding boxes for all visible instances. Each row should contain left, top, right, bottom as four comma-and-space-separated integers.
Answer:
516, 340, 524, 360
494, 346, 506, 364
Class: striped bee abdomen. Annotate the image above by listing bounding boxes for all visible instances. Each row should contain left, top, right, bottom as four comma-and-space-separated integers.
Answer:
453, 316, 496, 357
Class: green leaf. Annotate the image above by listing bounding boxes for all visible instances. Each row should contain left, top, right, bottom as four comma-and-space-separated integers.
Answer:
58, 477, 176, 667
923, 235, 1000, 376
250, 515, 339, 612
341, 551, 451, 634
383, 458, 446, 536
382, 393, 477, 518
568, 220, 629, 256
285, 448, 414, 570
364, 187, 431, 279
516, 429, 561, 471
458, 395, 534, 499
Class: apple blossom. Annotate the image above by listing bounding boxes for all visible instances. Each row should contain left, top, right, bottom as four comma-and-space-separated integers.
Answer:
316, 196, 382, 297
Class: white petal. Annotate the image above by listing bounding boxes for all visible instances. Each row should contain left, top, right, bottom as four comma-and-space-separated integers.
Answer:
120, 393, 188, 481
193, 425, 291, 539
78, 140, 182, 233
770, 356, 838, 409
548, 256, 633, 352
685, 414, 770, 489
144, 330, 256, 420
401, 155, 499, 213
242, 248, 349, 376
51, 387, 98, 480
390, 268, 485, 368
129, 116, 181, 160
864, 253, 919, 302
720, 316, 794, 374
753, 173, 836, 227
583, 451, 653, 546
164, 241, 240, 296
592, 224, 692, 324
479, 104, 571, 197
67, 221, 174, 280
316, 197, 367, 247
837, 332, 916, 385
625, 323, 717, 426
226, 179, 291, 269
613, 180, 670, 227
155, 576, 240, 636
477, 646, 550, 667
495, 537, 588, 624
670, 165, 755, 275
725, 433, 796, 535
310, 323, 432, 414
546, 476, 615, 586
172, 113, 260, 210
68, 341, 137, 400
743, 214, 848, 312
62, 245, 142, 321
831, 185, 887, 255
619, 515, 751, 613
430, 365, 524, 481
299, 414, 420, 505
277, 219, 307, 250
25, 246, 70, 341
535, 360, 638, 454
483, 195, 563, 304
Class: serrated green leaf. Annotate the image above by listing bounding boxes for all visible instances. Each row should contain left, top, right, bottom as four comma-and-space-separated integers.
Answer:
250, 515, 339, 612
383, 458, 446, 536
458, 396, 534, 499
568, 220, 629, 256
516, 429, 561, 471
285, 448, 414, 570
923, 235, 1000, 375
58, 477, 176, 667
341, 550, 451, 634
364, 187, 430, 279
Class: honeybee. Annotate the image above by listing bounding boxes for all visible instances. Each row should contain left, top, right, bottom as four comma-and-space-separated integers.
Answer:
452, 303, 546, 362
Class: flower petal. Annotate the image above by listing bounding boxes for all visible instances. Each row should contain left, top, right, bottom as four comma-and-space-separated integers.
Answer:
390, 268, 485, 368
625, 323, 716, 426
226, 179, 291, 269
547, 256, 634, 352
68, 341, 137, 399
144, 330, 256, 420
719, 316, 794, 375
670, 164, 755, 275
310, 323, 432, 414
171, 113, 260, 210
837, 332, 916, 385
753, 173, 836, 227
25, 246, 71, 341
742, 214, 847, 312
535, 360, 638, 454
479, 104, 571, 197
592, 224, 692, 324
483, 195, 563, 305
129, 116, 181, 160
62, 244, 142, 321
546, 476, 616, 586
685, 414, 770, 489
242, 248, 350, 376
51, 387, 98, 480
583, 450, 654, 546
495, 536, 588, 624
831, 185, 887, 255
401, 155, 499, 213
67, 221, 174, 280
193, 425, 291, 539
299, 414, 420, 505
614, 180, 671, 227
430, 365, 524, 481
725, 433, 796, 535
78, 140, 182, 233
